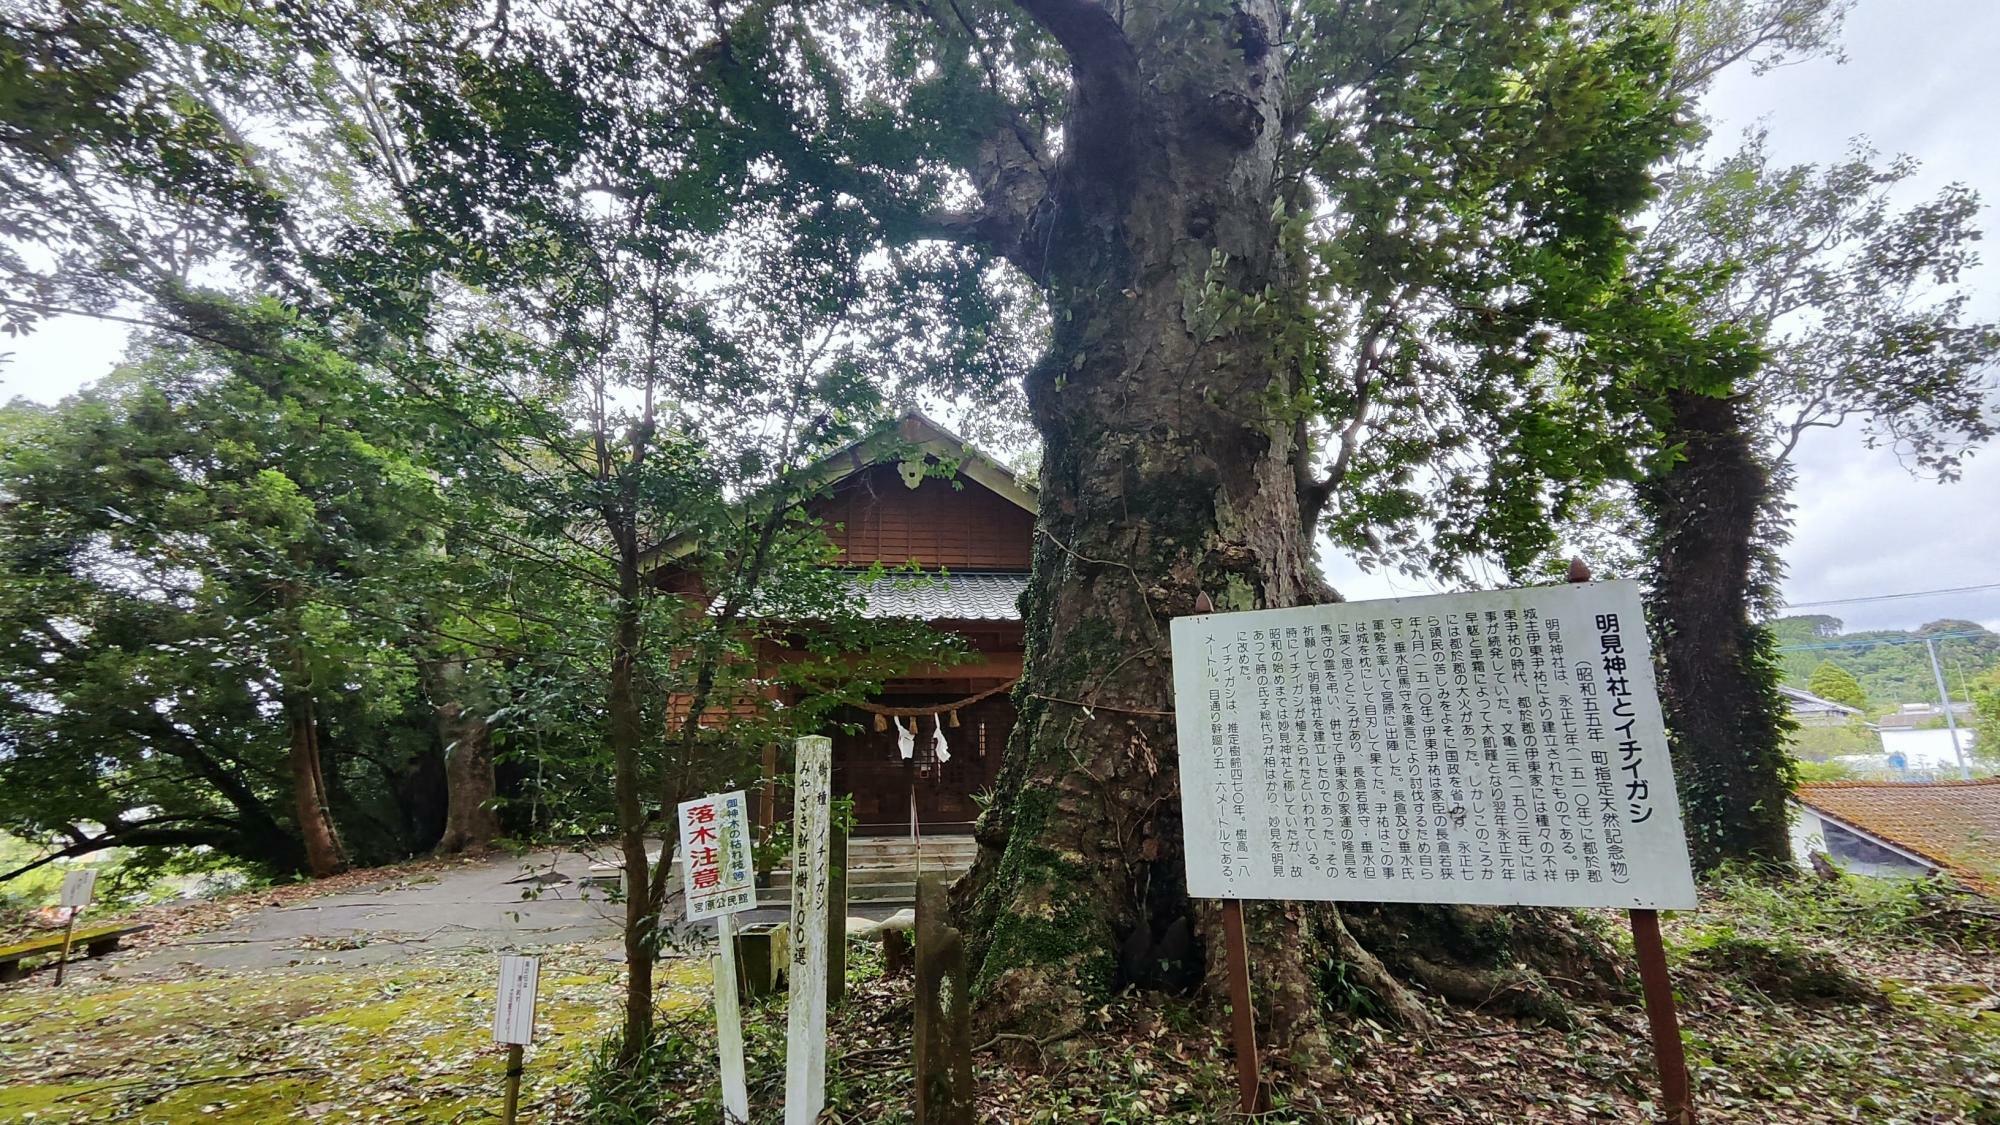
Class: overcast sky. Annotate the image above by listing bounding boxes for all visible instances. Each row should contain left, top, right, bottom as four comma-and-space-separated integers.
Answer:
2, 0, 1994, 634
1328, 0, 2000, 634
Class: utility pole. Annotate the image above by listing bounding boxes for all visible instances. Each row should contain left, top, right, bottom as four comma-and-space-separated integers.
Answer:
1924, 636, 1971, 780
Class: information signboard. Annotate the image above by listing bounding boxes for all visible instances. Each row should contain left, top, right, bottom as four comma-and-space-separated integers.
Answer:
1171, 580, 1695, 910
59, 869, 97, 912
493, 955, 540, 1046
678, 790, 757, 922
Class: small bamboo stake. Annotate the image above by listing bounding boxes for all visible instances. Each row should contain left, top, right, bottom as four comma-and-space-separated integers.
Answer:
52, 909, 77, 987
501, 1043, 523, 1125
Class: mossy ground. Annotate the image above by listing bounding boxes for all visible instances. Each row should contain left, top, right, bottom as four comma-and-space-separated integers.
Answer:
592, 874, 2000, 1122
0, 946, 706, 1123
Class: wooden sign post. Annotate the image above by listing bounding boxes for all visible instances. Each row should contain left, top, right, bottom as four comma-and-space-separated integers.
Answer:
53, 869, 97, 987
785, 736, 833, 1125
914, 873, 974, 1125
679, 790, 759, 1123
493, 954, 540, 1125
1172, 575, 1700, 1122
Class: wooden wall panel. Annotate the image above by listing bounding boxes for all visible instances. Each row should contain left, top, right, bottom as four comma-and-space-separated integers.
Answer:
810, 464, 1033, 570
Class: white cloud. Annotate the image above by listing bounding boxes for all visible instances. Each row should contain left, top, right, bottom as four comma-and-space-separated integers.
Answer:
1704, 0, 2000, 634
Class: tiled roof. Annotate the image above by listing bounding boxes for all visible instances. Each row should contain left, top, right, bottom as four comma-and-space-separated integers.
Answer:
1795, 779, 2000, 893
846, 570, 1027, 621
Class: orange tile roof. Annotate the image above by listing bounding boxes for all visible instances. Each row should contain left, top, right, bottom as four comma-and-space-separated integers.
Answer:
1795, 779, 2000, 894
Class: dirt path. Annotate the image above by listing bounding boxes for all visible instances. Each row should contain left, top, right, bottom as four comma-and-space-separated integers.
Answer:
0, 848, 687, 1123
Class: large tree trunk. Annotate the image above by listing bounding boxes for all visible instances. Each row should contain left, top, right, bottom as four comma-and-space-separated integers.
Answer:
284, 682, 349, 878
955, 0, 1357, 1056
1642, 389, 1795, 870
423, 658, 502, 855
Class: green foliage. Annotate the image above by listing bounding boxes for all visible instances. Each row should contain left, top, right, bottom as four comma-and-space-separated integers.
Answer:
1703, 862, 2000, 950
1772, 617, 2000, 707
1789, 756, 1855, 782
1806, 661, 1867, 709
1974, 666, 2000, 765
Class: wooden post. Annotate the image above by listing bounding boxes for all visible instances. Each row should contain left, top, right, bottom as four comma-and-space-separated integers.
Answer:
501, 1043, 523, 1125
1220, 898, 1264, 1114
714, 914, 751, 1123
785, 735, 832, 1125
1567, 558, 1693, 1123
914, 873, 974, 1125
827, 816, 848, 1008
52, 909, 77, 988
1630, 909, 1694, 1123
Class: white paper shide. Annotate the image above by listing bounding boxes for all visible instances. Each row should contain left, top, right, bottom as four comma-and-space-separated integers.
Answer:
493, 955, 540, 1045
678, 790, 757, 922
1171, 580, 1696, 910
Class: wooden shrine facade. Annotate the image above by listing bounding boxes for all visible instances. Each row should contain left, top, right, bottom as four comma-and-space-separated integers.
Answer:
659, 412, 1034, 836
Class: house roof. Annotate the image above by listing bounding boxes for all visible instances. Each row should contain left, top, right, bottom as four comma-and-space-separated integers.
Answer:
845, 570, 1027, 621
641, 410, 1035, 569
1778, 684, 1862, 716
1794, 779, 2000, 893
808, 411, 1035, 515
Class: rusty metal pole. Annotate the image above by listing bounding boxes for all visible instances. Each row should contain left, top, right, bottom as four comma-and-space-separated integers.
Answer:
1629, 909, 1694, 1123
1567, 558, 1693, 1123
1220, 898, 1264, 1114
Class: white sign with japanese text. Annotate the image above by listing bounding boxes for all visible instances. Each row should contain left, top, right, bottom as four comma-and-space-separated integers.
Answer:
59, 869, 97, 912
678, 790, 757, 923
785, 736, 832, 1125
493, 955, 540, 1045
1171, 580, 1696, 910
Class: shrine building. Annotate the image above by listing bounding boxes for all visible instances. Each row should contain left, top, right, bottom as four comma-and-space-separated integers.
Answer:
659, 411, 1032, 838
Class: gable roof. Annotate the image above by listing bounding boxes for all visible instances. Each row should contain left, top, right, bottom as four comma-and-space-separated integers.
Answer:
810, 411, 1035, 515
1795, 779, 2000, 894
1778, 684, 1862, 716
641, 410, 1035, 570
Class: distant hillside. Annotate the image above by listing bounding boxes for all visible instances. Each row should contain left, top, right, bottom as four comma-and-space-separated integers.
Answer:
1769, 616, 2000, 711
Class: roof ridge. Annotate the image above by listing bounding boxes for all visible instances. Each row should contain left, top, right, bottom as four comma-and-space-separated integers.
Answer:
1798, 777, 2000, 790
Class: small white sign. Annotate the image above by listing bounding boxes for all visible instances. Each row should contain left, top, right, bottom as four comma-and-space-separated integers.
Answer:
59, 869, 97, 912
679, 790, 758, 922
1171, 580, 1697, 910
493, 955, 540, 1045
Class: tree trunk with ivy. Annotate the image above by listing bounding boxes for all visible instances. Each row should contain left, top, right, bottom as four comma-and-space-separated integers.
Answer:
944, 0, 1633, 1057
942, 0, 1397, 1059
1641, 389, 1796, 871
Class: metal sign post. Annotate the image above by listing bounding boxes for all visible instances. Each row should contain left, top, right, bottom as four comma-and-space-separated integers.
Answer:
53, 869, 96, 987
1219, 898, 1264, 1113
1172, 571, 1700, 1121
1563, 561, 1694, 1124
493, 954, 540, 1125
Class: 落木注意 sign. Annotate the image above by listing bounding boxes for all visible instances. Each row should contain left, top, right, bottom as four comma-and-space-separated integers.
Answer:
679, 790, 757, 922
1170, 579, 1695, 910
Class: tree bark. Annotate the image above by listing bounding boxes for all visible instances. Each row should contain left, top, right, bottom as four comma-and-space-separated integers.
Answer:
610, 535, 659, 1064
283, 678, 349, 878
955, 0, 1355, 1056
423, 658, 503, 855
1641, 389, 1796, 870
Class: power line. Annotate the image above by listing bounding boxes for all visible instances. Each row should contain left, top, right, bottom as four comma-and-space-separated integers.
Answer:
1776, 630, 1992, 653
1781, 582, 2000, 610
